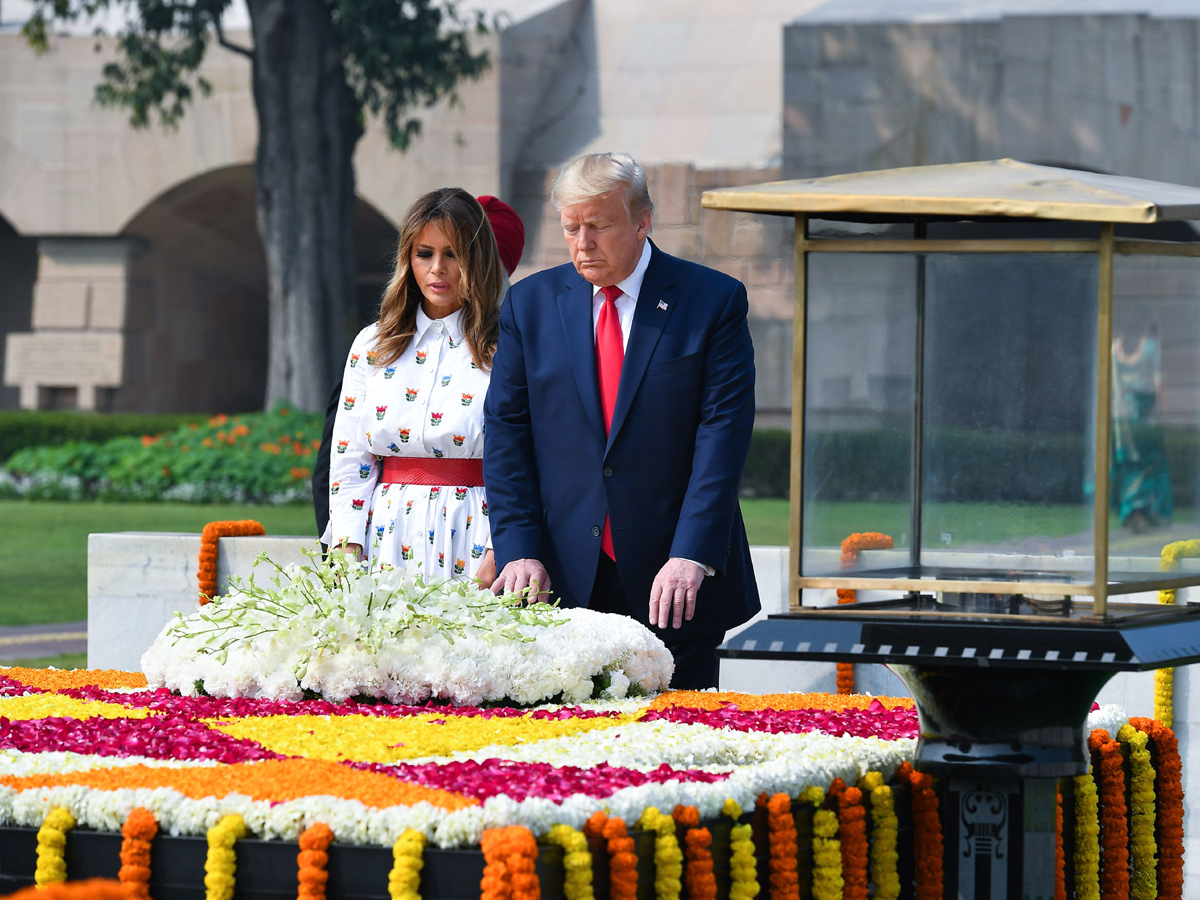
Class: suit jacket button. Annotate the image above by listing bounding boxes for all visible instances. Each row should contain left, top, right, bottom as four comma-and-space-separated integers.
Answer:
592, 525, 601, 536
603, 467, 613, 477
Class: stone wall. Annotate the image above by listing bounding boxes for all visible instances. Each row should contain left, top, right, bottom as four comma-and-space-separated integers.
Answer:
783, 12, 1200, 184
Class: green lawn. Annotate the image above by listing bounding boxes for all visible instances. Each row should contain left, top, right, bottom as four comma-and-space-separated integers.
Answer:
0, 500, 320, 627
0, 499, 791, 627
0, 497, 1163, 628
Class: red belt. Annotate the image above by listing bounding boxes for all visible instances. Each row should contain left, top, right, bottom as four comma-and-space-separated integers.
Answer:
381, 456, 485, 486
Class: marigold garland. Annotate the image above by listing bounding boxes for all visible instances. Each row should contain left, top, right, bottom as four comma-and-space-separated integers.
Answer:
637, 807, 683, 900
1087, 729, 1129, 900
118, 807, 157, 900
601, 817, 639, 900
897, 762, 943, 900
1115, 724, 1158, 900
670, 807, 717, 900
480, 825, 540, 900
859, 772, 899, 900
1129, 717, 1185, 900
722, 799, 760, 900
835, 532, 893, 693
1072, 772, 1101, 900
204, 813, 247, 900
34, 806, 76, 887
546, 823, 595, 900
297, 822, 335, 900
1055, 785, 1066, 900
198, 519, 265, 604
829, 778, 868, 900
389, 828, 426, 900
1, 879, 128, 899
1155, 539, 1200, 727
767, 791, 801, 900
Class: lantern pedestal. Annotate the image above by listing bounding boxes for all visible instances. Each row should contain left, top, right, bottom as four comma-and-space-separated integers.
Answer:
718, 601, 1200, 900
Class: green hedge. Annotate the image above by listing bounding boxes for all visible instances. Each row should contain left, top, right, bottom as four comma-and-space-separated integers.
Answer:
740, 426, 1200, 505
0, 411, 203, 464
2, 405, 322, 503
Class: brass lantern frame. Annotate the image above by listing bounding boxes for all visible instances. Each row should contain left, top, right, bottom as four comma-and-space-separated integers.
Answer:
702, 160, 1200, 619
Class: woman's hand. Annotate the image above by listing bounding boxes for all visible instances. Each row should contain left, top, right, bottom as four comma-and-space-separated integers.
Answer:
475, 549, 497, 587
337, 541, 364, 562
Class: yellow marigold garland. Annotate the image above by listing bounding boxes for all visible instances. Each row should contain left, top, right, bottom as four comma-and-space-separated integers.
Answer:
1129, 717, 1185, 900
1154, 539, 1200, 726
388, 828, 426, 900
1117, 724, 1158, 900
34, 806, 76, 887
546, 824, 594, 900
297, 822, 335, 900
722, 799, 760, 900
636, 807, 683, 900
1072, 772, 1100, 900
204, 813, 247, 900
859, 772, 900, 900
118, 807, 157, 900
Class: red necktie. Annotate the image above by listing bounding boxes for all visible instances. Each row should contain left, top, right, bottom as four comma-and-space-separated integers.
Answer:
596, 285, 624, 558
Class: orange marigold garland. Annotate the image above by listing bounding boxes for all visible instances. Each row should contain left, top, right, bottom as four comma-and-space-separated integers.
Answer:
480, 825, 539, 900
1130, 717, 1185, 900
897, 762, 943, 900
118, 807, 157, 900
297, 822, 335, 900
672, 806, 717, 900
1, 879, 128, 900
830, 779, 869, 900
198, 519, 265, 604
1087, 729, 1129, 900
601, 817, 639, 900
835, 532, 893, 693
766, 792, 800, 900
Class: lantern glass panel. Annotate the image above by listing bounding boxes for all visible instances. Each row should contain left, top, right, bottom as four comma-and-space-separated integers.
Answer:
802, 253, 916, 578
920, 253, 1098, 582
1108, 253, 1200, 588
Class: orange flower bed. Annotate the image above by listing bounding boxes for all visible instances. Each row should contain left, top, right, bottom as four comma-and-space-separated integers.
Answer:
646, 691, 913, 712
0, 758, 477, 812
1, 668, 148, 691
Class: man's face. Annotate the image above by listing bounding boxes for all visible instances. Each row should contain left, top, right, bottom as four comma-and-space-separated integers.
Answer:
560, 191, 651, 287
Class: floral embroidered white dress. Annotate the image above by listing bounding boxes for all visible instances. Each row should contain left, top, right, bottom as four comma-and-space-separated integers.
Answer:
323, 307, 491, 578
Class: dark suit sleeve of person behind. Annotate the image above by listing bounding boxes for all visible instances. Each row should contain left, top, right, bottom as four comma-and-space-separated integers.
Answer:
482, 287, 546, 566
312, 374, 343, 539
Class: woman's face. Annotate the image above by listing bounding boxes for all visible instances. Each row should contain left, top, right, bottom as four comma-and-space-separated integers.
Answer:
411, 221, 465, 319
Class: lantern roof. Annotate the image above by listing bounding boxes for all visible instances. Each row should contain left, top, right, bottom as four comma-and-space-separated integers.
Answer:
700, 159, 1200, 223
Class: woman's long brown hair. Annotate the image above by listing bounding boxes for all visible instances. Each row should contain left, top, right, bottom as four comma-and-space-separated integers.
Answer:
374, 188, 503, 370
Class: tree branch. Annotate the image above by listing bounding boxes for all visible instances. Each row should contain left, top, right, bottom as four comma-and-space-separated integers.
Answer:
214, 17, 253, 59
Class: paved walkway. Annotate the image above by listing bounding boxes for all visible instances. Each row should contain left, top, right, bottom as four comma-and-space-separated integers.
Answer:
0, 621, 86, 663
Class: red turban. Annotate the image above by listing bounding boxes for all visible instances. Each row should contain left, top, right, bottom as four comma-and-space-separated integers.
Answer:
477, 195, 525, 276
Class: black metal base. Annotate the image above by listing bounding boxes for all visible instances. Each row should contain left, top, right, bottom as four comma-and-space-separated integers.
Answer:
888, 662, 1111, 778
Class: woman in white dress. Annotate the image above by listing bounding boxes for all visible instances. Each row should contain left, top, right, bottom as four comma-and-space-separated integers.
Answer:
324, 188, 505, 583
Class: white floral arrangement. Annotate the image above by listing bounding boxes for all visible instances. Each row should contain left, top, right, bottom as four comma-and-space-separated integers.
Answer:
141, 550, 673, 706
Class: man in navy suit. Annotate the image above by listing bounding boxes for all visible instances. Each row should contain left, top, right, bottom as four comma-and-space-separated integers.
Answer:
484, 152, 759, 689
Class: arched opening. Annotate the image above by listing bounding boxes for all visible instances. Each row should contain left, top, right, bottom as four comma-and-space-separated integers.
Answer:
116, 165, 398, 413
0, 213, 38, 410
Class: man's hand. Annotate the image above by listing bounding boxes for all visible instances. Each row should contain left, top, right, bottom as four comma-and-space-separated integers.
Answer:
492, 558, 553, 602
649, 558, 706, 629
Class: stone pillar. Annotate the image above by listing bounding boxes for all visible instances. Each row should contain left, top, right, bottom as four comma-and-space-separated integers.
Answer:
2, 238, 139, 410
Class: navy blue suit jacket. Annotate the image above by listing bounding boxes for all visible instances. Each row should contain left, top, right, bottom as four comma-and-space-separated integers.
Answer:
483, 241, 760, 639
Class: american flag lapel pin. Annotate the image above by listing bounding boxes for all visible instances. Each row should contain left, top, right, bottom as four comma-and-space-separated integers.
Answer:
657, 300, 669, 311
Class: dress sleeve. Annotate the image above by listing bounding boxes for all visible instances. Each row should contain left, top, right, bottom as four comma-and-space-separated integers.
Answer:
325, 327, 380, 548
